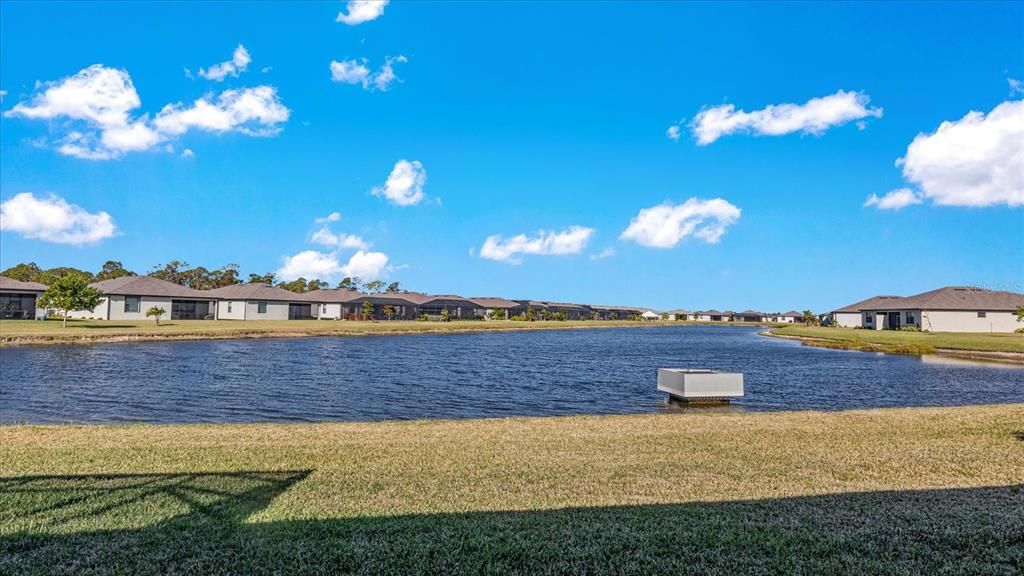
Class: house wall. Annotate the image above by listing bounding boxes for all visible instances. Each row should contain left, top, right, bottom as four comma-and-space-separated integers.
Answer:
921, 310, 1019, 333
316, 302, 344, 320
217, 300, 246, 320
833, 312, 862, 328
244, 300, 290, 320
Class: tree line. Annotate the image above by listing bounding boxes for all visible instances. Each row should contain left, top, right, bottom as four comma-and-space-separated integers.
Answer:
1, 261, 402, 294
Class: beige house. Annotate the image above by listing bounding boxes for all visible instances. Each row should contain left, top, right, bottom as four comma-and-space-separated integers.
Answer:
304, 288, 361, 320
832, 287, 1024, 333
0, 276, 48, 319
67, 276, 219, 320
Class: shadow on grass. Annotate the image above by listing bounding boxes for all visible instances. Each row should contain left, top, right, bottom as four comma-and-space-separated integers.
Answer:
1, 472, 1021, 575
1014, 431, 1024, 442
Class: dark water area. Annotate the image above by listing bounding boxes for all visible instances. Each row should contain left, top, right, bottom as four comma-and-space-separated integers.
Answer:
1, 326, 1021, 424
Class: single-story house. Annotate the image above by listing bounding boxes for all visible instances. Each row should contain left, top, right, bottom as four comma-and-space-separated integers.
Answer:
640, 310, 661, 321
735, 310, 766, 323
665, 309, 689, 321
0, 276, 48, 320
543, 302, 592, 320
304, 288, 361, 320
831, 287, 1024, 332
468, 297, 521, 320
589, 305, 644, 320
770, 310, 803, 323
207, 283, 317, 320
693, 309, 727, 322
63, 276, 218, 320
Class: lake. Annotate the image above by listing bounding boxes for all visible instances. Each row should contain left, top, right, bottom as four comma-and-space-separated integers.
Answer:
1, 326, 1021, 424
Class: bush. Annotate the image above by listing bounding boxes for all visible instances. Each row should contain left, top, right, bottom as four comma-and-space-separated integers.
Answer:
899, 326, 921, 332
1015, 327, 1024, 334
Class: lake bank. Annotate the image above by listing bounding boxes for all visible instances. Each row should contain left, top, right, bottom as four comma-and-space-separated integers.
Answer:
0, 318, 779, 347
767, 325, 1024, 364
2, 404, 1021, 574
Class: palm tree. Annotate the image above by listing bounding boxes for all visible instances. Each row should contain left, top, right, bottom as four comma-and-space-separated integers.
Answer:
361, 300, 374, 321
146, 306, 166, 326
383, 304, 395, 321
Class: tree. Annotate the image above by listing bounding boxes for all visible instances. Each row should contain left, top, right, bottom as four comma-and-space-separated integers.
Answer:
94, 260, 135, 281
307, 279, 328, 291
149, 260, 190, 285
386, 281, 401, 293
37, 275, 104, 328
361, 300, 374, 320
440, 308, 450, 322
146, 306, 166, 326
383, 304, 395, 321
278, 278, 309, 293
802, 310, 818, 325
487, 308, 505, 320
211, 264, 242, 288
0, 262, 45, 283
1016, 305, 1024, 323
552, 311, 567, 321
364, 280, 385, 294
248, 272, 276, 285
338, 277, 361, 291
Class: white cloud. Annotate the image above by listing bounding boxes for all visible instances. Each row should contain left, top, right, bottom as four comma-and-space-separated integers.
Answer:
620, 198, 741, 248
337, 0, 388, 25
666, 124, 681, 141
315, 211, 342, 224
199, 44, 251, 81
152, 86, 289, 137
181, 148, 195, 158
311, 226, 370, 250
864, 188, 922, 210
890, 99, 1023, 208
691, 90, 883, 145
0, 89, 7, 101
590, 247, 615, 261
1009, 78, 1024, 96
329, 56, 406, 91
4, 64, 290, 160
0, 192, 116, 245
480, 226, 595, 264
277, 249, 389, 281
372, 159, 426, 206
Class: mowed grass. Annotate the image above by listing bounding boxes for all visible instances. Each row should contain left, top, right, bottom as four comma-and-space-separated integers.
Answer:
0, 318, 657, 346
772, 324, 1024, 353
2, 405, 1023, 574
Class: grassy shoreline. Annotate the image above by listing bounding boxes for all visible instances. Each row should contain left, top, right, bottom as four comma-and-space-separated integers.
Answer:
0, 318, 776, 347
769, 325, 1024, 362
2, 404, 1022, 574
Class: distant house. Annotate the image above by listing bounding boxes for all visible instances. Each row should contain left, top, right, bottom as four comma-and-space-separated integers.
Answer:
774, 310, 803, 324
693, 309, 726, 322
0, 276, 47, 320
665, 309, 689, 321
831, 287, 1024, 332
735, 310, 766, 323
207, 283, 317, 320
544, 302, 591, 320
640, 310, 660, 321
65, 276, 219, 320
590, 305, 644, 320
469, 297, 521, 320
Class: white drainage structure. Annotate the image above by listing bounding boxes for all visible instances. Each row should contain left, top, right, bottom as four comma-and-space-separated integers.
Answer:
657, 369, 744, 403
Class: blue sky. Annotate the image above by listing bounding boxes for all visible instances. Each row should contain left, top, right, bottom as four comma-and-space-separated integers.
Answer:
1, 1, 1022, 311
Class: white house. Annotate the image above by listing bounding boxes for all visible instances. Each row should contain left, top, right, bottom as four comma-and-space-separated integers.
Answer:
68, 276, 218, 320
0, 276, 47, 319
207, 283, 317, 320
831, 287, 1024, 333
304, 288, 361, 320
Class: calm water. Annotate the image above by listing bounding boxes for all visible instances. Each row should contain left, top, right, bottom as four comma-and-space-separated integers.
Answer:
0, 326, 1021, 424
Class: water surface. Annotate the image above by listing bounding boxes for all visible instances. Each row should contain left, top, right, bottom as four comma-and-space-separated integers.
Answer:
1, 326, 1021, 424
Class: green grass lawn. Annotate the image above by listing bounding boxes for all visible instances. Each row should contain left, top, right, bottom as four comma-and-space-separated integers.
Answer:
0, 318, 657, 346
3, 405, 1022, 574
772, 324, 1024, 353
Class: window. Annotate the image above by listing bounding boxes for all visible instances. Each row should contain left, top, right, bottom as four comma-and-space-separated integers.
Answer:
258, 301, 268, 314
977, 311, 986, 318
124, 296, 141, 313
322, 304, 327, 313
227, 302, 232, 313
864, 313, 873, 324
905, 312, 915, 324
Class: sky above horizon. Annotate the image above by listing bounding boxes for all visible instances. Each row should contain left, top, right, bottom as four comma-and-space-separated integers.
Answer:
1, 1, 1022, 312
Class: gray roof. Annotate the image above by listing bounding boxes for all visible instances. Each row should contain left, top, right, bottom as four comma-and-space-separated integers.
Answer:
874, 286, 1024, 311
90, 276, 212, 299
543, 301, 589, 310
0, 276, 48, 292
304, 288, 361, 303
781, 310, 803, 317
468, 297, 520, 309
206, 283, 314, 302
737, 310, 765, 316
666, 309, 689, 314
832, 295, 904, 313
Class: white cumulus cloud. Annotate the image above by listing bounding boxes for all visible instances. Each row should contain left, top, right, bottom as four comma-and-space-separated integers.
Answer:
590, 247, 616, 261
337, 0, 388, 25
1009, 78, 1024, 96
0, 192, 116, 245
311, 226, 371, 251
330, 56, 406, 91
199, 44, 252, 81
315, 211, 342, 224
666, 124, 681, 141
4, 64, 290, 159
864, 188, 922, 210
277, 249, 389, 281
372, 159, 426, 206
691, 90, 883, 145
480, 226, 595, 264
620, 198, 741, 247
888, 99, 1023, 208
